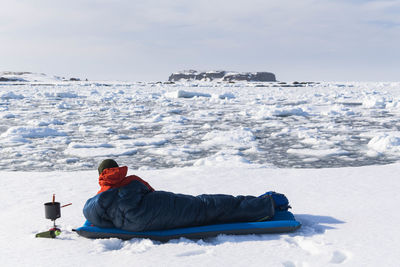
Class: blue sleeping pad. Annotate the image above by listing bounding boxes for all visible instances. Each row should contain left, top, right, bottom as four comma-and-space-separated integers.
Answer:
74, 211, 301, 242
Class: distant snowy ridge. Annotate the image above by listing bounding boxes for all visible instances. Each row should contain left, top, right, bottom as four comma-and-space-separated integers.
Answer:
0, 71, 82, 82
168, 70, 276, 82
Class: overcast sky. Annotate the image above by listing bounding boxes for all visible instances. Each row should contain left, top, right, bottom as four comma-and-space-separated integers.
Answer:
1, 0, 399, 81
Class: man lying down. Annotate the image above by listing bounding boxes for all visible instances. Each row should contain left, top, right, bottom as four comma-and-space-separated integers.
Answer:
83, 159, 287, 232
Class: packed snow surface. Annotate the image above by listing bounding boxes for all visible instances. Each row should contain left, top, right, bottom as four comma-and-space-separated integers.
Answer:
2, 164, 400, 266
2, 81, 400, 171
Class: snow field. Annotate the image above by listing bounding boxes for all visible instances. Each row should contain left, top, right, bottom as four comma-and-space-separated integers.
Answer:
1, 163, 400, 266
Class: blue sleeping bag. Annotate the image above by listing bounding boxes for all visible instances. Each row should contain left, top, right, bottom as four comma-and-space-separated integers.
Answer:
83, 180, 277, 232
78, 185, 300, 241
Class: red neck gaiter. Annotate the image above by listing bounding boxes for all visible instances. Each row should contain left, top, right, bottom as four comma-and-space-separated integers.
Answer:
97, 166, 154, 194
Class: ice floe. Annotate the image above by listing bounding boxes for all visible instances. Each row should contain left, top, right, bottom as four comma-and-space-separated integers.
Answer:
1, 81, 400, 170
165, 90, 211, 98
1, 126, 66, 139
367, 133, 400, 155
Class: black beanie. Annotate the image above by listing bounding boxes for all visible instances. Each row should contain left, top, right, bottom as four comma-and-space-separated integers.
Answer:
98, 159, 119, 174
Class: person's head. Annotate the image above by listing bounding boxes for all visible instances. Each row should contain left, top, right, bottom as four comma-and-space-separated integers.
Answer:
98, 159, 119, 174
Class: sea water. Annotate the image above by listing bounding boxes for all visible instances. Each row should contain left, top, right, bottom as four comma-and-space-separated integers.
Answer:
1, 81, 399, 171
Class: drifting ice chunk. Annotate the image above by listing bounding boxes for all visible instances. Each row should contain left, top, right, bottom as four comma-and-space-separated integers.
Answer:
0, 92, 24, 99
1, 126, 67, 139
368, 133, 400, 154
165, 90, 211, 98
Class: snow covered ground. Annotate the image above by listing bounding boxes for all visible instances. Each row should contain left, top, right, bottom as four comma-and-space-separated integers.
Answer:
1, 80, 400, 266
2, 164, 400, 266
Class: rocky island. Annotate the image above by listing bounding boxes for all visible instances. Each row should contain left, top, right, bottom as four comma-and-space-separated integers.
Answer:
168, 70, 276, 82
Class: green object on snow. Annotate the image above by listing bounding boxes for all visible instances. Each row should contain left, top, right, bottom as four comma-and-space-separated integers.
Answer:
35, 229, 61, 238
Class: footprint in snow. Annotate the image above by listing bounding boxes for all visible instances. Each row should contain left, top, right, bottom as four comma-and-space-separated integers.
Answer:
282, 260, 296, 267
285, 236, 322, 255
285, 237, 350, 265
330, 250, 348, 264
176, 249, 207, 257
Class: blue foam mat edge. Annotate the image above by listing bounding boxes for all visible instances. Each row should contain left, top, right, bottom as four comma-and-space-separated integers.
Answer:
75, 211, 301, 238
